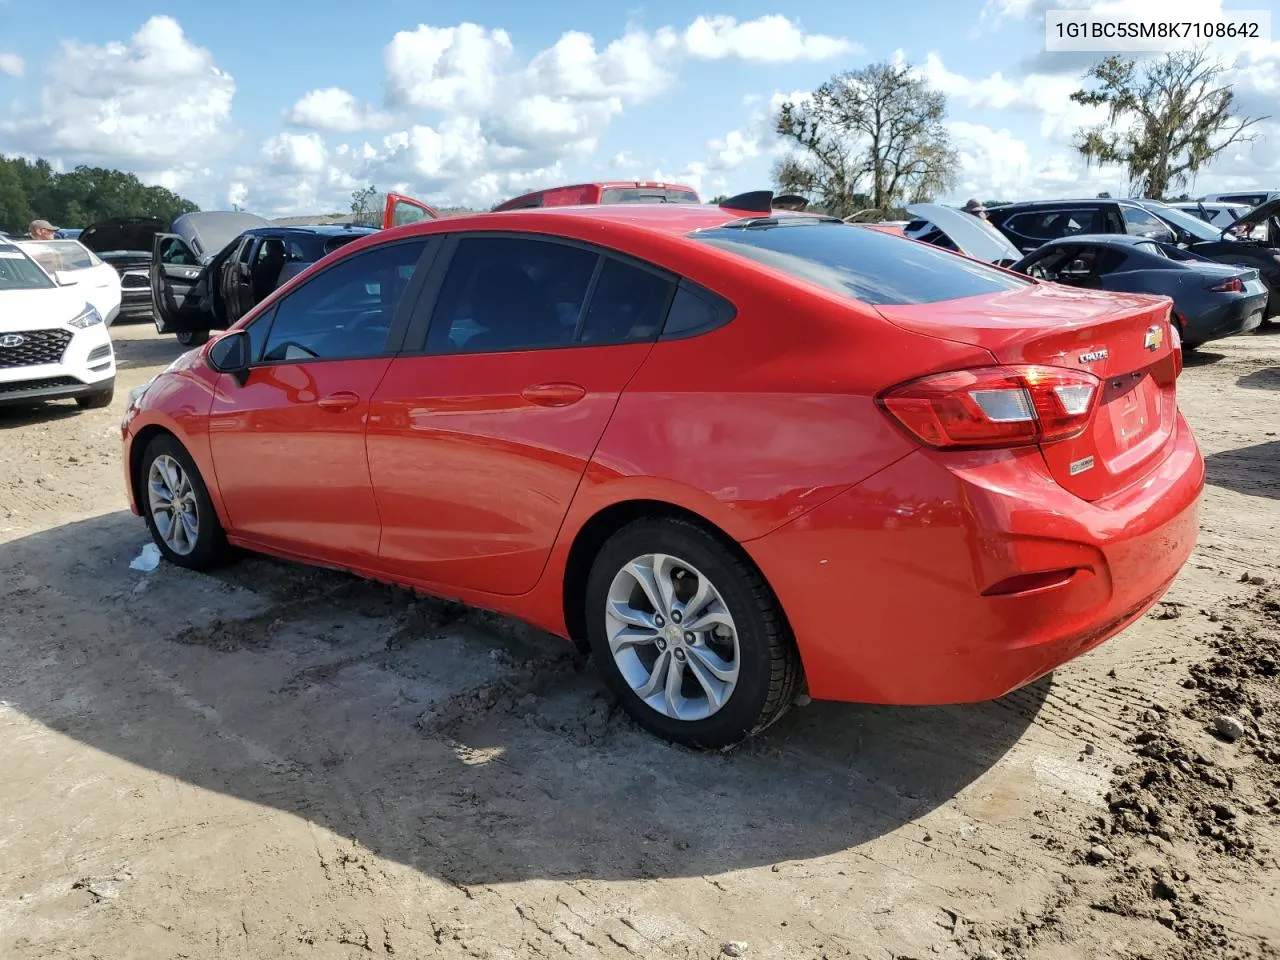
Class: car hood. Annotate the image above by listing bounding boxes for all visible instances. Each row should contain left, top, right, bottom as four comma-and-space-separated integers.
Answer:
905, 203, 1023, 263
1228, 196, 1280, 230
0, 287, 90, 332
79, 217, 167, 256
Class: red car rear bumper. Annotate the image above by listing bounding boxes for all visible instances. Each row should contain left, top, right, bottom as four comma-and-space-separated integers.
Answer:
745, 412, 1204, 704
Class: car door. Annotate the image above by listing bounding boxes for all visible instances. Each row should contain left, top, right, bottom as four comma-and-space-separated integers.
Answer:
149, 233, 207, 333
223, 235, 257, 325
366, 233, 675, 596
382, 193, 439, 229
207, 237, 432, 565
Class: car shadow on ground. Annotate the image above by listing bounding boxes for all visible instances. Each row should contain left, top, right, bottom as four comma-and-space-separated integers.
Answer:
1204, 439, 1280, 501
1236, 366, 1280, 392
0, 402, 84, 429
1, 511, 1049, 885
110, 326, 190, 371
1183, 348, 1227, 367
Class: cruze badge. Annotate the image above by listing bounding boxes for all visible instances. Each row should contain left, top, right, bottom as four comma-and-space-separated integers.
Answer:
0, 334, 26, 348
1078, 348, 1108, 363
1143, 325, 1164, 351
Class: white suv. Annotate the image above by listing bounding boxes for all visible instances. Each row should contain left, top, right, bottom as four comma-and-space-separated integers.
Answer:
0, 238, 116, 410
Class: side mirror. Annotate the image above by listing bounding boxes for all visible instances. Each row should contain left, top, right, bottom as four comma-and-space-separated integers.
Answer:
207, 329, 251, 386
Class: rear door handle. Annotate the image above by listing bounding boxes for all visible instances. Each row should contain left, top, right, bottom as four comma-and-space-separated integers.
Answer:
317, 391, 360, 412
521, 382, 586, 407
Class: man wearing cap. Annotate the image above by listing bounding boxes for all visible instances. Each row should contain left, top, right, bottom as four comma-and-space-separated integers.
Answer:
29, 219, 59, 240
962, 199, 988, 221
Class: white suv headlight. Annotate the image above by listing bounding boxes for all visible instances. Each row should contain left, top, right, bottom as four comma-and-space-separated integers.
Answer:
68, 304, 103, 329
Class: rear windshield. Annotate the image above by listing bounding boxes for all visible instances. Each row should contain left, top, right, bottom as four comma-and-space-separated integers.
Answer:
690, 221, 1030, 306
602, 187, 701, 204
323, 235, 364, 255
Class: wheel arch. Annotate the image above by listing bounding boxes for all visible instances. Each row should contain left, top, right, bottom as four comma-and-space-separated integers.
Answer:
559, 498, 792, 654
129, 422, 230, 528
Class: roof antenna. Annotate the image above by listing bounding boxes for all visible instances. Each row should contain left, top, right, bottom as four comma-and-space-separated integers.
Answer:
719, 190, 774, 213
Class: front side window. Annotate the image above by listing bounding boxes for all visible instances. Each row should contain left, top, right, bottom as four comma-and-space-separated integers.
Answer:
426, 236, 599, 353
690, 221, 1029, 306
260, 240, 428, 363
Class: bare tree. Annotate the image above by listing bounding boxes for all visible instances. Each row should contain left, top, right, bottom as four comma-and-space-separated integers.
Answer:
349, 184, 386, 226
1070, 50, 1268, 199
774, 62, 957, 217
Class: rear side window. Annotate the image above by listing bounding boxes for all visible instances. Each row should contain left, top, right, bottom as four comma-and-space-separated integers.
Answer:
578, 259, 675, 344
690, 222, 1029, 306
426, 236, 599, 353
323, 235, 363, 255
1004, 208, 1101, 240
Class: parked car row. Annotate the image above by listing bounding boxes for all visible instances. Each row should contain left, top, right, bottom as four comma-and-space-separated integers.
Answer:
898, 194, 1279, 348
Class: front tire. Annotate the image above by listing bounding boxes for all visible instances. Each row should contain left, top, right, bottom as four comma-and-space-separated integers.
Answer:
139, 434, 227, 570
76, 384, 114, 409
176, 330, 209, 347
584, 517, 803, 749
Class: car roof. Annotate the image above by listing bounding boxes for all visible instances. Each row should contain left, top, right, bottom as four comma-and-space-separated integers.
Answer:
1039, 233, 1158, 247
242, 224, 379, 238
403, 203, 749, 237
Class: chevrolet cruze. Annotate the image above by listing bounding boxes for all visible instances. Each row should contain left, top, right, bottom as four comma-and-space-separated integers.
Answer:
121, 202, 1203, 747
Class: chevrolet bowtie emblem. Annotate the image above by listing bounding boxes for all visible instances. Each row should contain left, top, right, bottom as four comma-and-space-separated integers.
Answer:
1143, 325, 1163, 351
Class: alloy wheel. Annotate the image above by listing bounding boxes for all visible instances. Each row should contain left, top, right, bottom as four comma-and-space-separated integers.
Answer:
147, 453, 200, 556
605, 553, 741, 722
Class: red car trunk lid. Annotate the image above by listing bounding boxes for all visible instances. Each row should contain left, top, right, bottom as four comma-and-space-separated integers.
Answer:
875, 283, 1179, 501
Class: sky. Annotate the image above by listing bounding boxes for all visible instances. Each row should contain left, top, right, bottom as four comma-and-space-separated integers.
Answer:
1, 0, 1278, 216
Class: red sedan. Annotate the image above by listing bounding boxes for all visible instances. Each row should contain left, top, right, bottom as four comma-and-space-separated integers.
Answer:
121, 202, 1204, 748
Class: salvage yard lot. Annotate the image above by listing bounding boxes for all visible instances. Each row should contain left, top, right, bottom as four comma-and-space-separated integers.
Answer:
1, 324, 1278, 959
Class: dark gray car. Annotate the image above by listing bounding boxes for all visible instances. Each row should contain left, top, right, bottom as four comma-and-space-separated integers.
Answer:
1011, 235, 1268, 348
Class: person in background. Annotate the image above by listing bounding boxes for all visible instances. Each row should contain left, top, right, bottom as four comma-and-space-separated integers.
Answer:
962, 199, 988, 221
29, 219, 58, 240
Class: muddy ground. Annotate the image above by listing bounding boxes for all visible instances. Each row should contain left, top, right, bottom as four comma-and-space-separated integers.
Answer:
1, 322, 1277, 960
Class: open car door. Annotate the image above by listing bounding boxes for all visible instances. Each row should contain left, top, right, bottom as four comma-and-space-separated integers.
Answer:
382, 192, 439, 229
149, 232, 210, 335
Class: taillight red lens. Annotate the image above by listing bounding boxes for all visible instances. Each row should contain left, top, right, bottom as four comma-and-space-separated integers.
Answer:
878, 365, 1101, 449
1169, 323, 1183, 377
1208, 277, 1244, 293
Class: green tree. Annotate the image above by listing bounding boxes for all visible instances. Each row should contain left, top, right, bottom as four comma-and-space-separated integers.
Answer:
0, 156, 197, 233
774, 62, 957, 218
1070, 51, 1267, 199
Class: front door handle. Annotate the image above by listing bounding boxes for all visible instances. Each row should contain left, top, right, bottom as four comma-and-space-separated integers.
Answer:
521, 382, 586, 407
317, 391, 360, 412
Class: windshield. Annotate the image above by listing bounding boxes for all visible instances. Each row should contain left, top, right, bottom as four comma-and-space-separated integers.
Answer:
18, 240, 103, 273
690, 220, 1030, 306
1144, 203, 1226, 241
0, 244, 57, 290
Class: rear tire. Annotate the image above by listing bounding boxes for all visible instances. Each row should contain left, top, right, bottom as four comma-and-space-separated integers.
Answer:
139, 434, 227, 571
584, 517, 803, 749
176, 330, 209, 347
76, 384, 114, 409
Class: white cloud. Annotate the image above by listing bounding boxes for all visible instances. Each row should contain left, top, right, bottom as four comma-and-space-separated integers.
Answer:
262, 132, 329, 174
0, 16, 234, 164
287, 87, 390, 133
383, 22, 513, 112
682, 15, 858, 62
0, 52, 23, 76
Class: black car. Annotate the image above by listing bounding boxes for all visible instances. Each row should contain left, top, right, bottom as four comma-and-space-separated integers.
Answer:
1011, 235, 1268, 348
986, 197, 1280, 318
77, 216, 167, 322
151, 221, 377, 346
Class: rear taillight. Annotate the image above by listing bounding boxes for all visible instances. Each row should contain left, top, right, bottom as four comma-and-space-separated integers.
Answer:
1208, 277, 1244, 293
1169, 323, 1183, 377
878, 365, 1101, 449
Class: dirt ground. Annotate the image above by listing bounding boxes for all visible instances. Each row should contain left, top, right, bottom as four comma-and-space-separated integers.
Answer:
1, 322, 1277, 960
